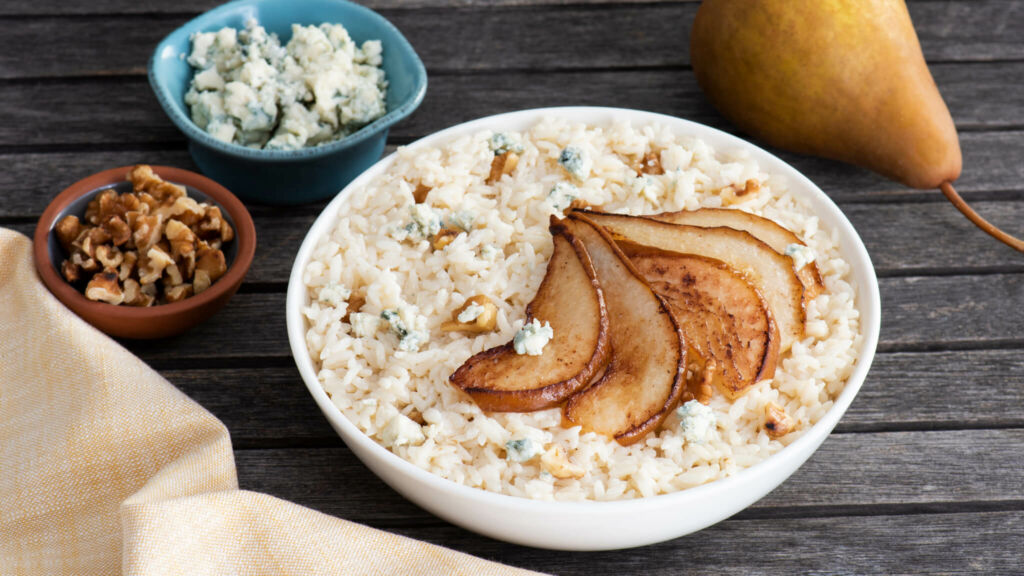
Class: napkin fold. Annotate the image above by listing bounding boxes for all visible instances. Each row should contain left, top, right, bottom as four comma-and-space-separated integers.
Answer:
0, 229, 542, 575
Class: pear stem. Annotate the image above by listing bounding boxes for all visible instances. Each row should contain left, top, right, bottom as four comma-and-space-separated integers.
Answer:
939, 181, 1024, 253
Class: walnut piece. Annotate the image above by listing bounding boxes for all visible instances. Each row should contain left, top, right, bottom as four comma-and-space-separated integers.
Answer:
84, 271, 124, 305
541, 446, 585, 480
440, 295, 499, 333
635, 151, 664, 176
430, 227, 460, 251
486, 151, 520, 185
764, 402, 796, 439
55, 215, 81, 251
412, 183, 432, 204
103, 216, 132, 247
720, 179, 762, 206
61, 259, 82, 283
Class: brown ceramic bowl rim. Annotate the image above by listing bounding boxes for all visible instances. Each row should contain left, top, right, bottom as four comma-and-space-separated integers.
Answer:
33, 165, 256, 324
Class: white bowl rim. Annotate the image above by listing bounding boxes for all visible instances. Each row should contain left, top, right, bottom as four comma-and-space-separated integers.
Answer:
286, 106, 881, 515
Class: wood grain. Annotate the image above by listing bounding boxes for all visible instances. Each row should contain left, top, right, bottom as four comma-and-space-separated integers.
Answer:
2, 2, 1022, 74
370, 513, 1024, 575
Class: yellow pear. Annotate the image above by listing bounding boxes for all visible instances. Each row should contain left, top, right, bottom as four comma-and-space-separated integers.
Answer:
691, 0, 961, 190
690, 0, 1024, 251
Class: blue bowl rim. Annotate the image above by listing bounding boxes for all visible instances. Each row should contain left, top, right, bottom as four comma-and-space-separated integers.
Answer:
147, 0, 427, 163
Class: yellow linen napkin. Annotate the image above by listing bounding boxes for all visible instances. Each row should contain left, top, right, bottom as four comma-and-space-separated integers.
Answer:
0, 229, 543, 576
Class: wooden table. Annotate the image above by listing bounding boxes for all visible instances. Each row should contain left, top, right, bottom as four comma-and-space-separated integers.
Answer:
4, 1, 1023, 573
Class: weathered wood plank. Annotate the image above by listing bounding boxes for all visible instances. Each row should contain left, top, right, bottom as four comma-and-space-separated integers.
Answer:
162, 367, 339, 443
372, 513, 1024, 575
0, 0, 698, 16
879, 274, 1024, 350
117, 273, 1024, 362
844, 349, 1024, 431
1, 2, 1022, 76
234, 430, 1024, 522
154, 349, 1024, 445
3, 63, 1023, 152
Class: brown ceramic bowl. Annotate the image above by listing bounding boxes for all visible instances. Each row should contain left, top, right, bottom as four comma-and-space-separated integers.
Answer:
33, 165, 256, 339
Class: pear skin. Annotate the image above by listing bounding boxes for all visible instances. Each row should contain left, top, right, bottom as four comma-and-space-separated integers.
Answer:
691, 0, 961, 190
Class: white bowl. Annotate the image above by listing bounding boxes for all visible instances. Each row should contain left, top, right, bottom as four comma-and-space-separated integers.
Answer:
286, 107, 881, 551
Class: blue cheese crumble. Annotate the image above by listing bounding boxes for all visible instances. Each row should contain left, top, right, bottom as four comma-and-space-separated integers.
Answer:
558, 146, 592, 181
479, 244, 500, 262
676, 400, 716, 444
381, 306, 429, 352
317, 283, 350, 306
784, 243, 816, 270
505, 438, 539, 462
447, 210, 475, 232
381, 413, 425, 448
394, 204, 442, 242
513, 319, 553, 356
457, 301, 486, 323
547, 182, 578, 211
184, 20, 387, 150
489, 133, 524, 155
349, 312, 381, 337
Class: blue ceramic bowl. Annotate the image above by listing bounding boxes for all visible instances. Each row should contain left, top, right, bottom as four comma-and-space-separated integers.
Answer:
148, 0, 427, 205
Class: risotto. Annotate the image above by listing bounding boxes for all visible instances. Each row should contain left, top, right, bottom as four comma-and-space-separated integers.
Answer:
301, 116, 862, 501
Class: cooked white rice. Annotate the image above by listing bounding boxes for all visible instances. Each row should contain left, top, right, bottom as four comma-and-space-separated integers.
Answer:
302, 116, 862, 501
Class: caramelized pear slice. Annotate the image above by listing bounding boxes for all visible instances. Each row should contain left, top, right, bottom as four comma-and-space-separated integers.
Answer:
653, 207, 825, 302
562, 214, 687, 445
449, 229, 610, 412
576, 210, 805, 352
620, 242, 780, 399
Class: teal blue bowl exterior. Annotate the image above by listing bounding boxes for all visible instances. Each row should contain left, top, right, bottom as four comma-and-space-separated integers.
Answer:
148, 0, 427, 205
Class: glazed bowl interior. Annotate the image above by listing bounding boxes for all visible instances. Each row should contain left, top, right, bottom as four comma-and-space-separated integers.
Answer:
286, 107, 881, 550
148, 0, 427, 162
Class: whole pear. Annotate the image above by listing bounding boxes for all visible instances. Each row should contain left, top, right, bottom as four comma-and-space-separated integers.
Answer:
691, 0, 961, 190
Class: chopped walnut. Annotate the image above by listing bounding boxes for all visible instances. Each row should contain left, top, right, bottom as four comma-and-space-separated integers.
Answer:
541, 446, 585, 480
58, 165, 235, 306
95, 245, 123, 270
132, 213, 164, 253
430, 227, 460, 251
764, 402, 796, 439
165, 219, 197, 259
192, 269, 212, 295
486, 151, 520, 185
164, 283, 193, 303
61, 259, 82, 283
196, 248, 227, 282
440, 295, 499, 333
164, 261, 185, 287
412, 183, 431, 204
122, 278, 154, 307
84, 189, 117, 225
84, 271, 124, 305
71, 250, 99, 273
635, 151, 664, 175
341, 292, 366, 323
55, 215, 81, 251
103, 216, 131, 247
118, 251, 138, 282
719, 179, 762, 206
